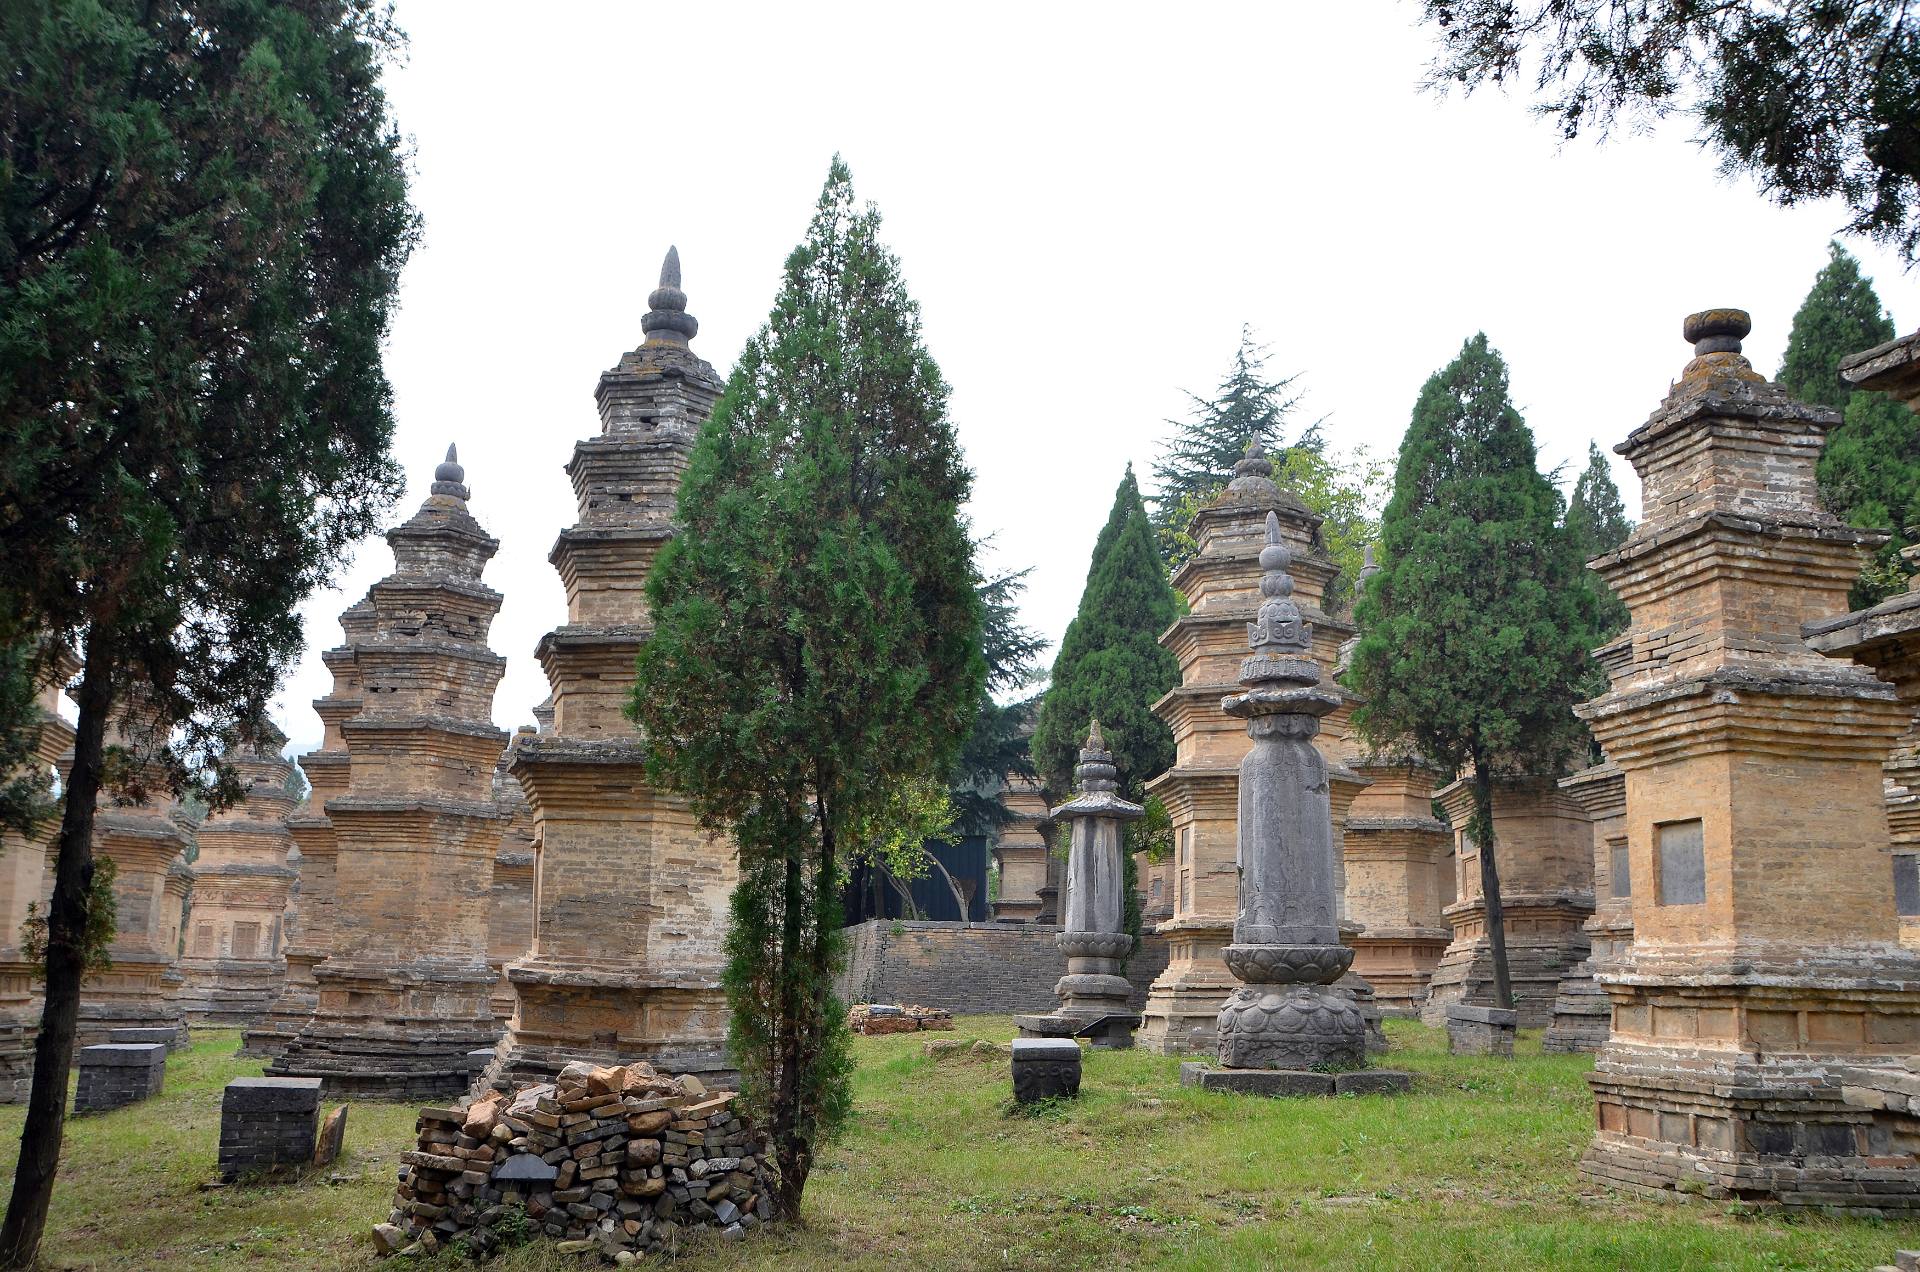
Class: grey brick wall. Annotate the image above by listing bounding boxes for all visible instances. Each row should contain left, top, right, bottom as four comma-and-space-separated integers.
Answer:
836, 921, 1167, 1017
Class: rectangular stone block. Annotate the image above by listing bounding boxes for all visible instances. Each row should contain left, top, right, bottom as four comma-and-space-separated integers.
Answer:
219, 1076, 322, 1179
1179, 1064, 1336, 1097
1334, 1070, 1413, 1096
74, 1043, 165, 1114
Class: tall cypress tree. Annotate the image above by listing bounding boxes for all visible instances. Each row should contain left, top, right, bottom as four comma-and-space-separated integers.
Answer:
1564, 442, 1634, 637
1780, 242, 1918, 607
1349, 334, 1600, 1012
631, 159, 982, 1217
1030, 466, 1180, 801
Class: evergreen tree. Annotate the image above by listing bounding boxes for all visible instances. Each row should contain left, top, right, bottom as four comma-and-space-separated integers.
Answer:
1563, 442, 1634, 637
1151, 327, 1321, 569
1349, 334, 1601, 1013
945, 566, 1046, 837
1031, 466, 1180, 800
1780, 243, 1918, 607
0, 3, 414, 1261
630, 159, 982, 1218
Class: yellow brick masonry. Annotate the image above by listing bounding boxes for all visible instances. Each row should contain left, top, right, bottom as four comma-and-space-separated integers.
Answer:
0, 651, 76, 1097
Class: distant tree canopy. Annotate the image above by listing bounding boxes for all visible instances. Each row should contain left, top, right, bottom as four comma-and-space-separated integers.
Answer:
1418, 2, 1920, 263
945, 564, 1046, 838
1563, 441, 1634, 637
1031, 466, 1180, 802
1779, 242, 1917, 606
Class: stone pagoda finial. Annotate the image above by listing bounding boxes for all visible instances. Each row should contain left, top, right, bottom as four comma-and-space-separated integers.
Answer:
431, 443, 469, 501
642, 245, 698, 348
1676, 307, 1763, 391
1226, 438, 1280, 499
1074, 720, 1117, 793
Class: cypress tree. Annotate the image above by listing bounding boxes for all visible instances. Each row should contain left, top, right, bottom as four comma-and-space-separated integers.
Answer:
631, 159, 982, 1217
1780, 242, 1918, 607
1563, 441, 1634, 637
1030, 466, 1180, 801
1349, 334, 1601, 1012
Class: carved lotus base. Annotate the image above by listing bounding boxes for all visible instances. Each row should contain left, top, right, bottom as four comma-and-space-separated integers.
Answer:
1057, 931, 1133, 961
1215, 983, 1365, 1071
1223, 943, 1353, 986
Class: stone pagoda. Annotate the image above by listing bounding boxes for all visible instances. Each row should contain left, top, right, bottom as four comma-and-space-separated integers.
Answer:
990, 769, 1052, 922
483, 248, 735, 1091
240, 608, 366, 1059
1578, 308, 1920, 1211
1807, 327, 1920, 948
271, 447, 509, 1098
1181, 514, 1407, 1096
175, 725, 298, 1027
1421, 772, 1594, 1027
1138, 444, 1368, 1055
1340, 753, 1451, 1016
487, 727, 537, 1024
1015, 721, 1143, 1046
0, 651, 75, 1099
72, 695, 193, 1047
1542, 758, 1629, 1052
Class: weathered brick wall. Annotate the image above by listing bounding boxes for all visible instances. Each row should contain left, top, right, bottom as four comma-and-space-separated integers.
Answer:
837, 921, 1165, 1017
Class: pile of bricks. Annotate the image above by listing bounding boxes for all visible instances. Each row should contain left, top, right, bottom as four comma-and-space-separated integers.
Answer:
847, 1003, 955, 1035
373, 1059, 773, 1262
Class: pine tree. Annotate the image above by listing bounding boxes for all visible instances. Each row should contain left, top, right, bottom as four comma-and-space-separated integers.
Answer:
1151, 327, 1321, 569
0, 4, 414, 1260
1563, 442, 1634, 637
945, 567, 1046, 837
1349, 334, 1601, 1012
630, 159, 982, 1217
1031, 466, 1180, 801
1780, 242, 1918, 607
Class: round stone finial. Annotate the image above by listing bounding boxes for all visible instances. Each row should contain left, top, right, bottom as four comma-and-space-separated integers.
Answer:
642, 245, 698, 345
1683, 308, 1751, 356
430, 442, 469, 499
1234, 438, 1274, 481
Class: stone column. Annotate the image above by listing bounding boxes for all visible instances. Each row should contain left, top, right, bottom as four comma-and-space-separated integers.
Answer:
1578, 308, 1920, 1211
1138, 444, 1367, 1055
240, 629, 364, 1059
485, 249, 735, 1090
175, 727, 297, 1028
0, 650, 76, 1098
1015, 722, 1143, 1046
1339, 753, 1451, 1017
1543, 760, 1628, 1053
989, 770, 1051, 922
270, 448, 509, 1099
1422, 772, 1593, 1027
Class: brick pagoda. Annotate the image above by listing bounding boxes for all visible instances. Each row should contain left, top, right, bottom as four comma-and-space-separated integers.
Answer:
0, 651, 75, 1098
175, 726, 297, 1027
1137, 443, 1367, 1055
1579, 308, 1920, 1211
487, 727, 537, 1023
990, 770, 1052, 922
270, 447, 509, 1098
1542, 759, 1629, 1052
1340, 753, 1451, 1017
483, 248, 735, 1090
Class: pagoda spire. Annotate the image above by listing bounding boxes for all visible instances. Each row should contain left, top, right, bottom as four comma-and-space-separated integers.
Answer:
642, 245, 698, 347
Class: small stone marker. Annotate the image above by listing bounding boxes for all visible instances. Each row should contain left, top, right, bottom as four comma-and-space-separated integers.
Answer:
107, 1025, 185, 1051
312, 1103, 349, 1166
1010, 1037, 1081, 1104
74, 1043, 165, 1113
219, 1076, 322, 1180
1446, 1002, 1517, 1057
492, 1152, 558, 1184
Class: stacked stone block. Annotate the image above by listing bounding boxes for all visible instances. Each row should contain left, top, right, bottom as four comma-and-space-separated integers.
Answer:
375, 1060, 773, 1260
74, 1042, 165, 1113
219, 1076, 322, 1179
176, 727, 298, 1027
270, 448, 509, 1099
1422, 773, 1594, 1028
487, 250, 734, 1091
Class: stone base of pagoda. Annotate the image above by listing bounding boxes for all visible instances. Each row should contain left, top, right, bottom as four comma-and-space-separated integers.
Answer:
1420, 895, 1594, 1029
76, 955, 188, 1049
268, 964, 501, 1101
475, 961, 733, 1095
1135, 920, 1234, 1055
238, 952, 319, 1058
1348, 929, 1450, 1018
1581, 955, 1920, 1214
1542, 922, 1633, 1054
173, 958, 286, 1029
1180, 1062, 1412, 1098
0, 960, 39, 1103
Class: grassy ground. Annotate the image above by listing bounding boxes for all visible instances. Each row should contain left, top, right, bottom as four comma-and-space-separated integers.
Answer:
7, 1020, 1919, 1270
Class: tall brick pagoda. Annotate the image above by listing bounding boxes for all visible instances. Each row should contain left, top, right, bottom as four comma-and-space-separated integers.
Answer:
0, 652, 75, 1098
271, 447, 509, 1098
1340, 753, 1451, 1017
487, 727, 537, 1023
483, 248, 735, 1090
174, 726, 298, 1027
990, 771, 1052, 922
240, 610, 366, 1058
1137, 443, 1368, 1055
72, 696, 193, 1046
1579, 309, 1920, 1211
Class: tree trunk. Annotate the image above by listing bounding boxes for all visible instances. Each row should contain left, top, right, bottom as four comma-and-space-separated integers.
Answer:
1470, 758, 1514, 1013
772, 846, 806, 1220
0, 644, 113, 1267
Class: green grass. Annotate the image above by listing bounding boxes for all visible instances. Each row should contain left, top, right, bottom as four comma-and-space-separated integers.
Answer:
6, 1021, 1917, 1269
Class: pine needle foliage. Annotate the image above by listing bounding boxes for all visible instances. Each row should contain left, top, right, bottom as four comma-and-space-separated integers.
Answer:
630, 158, 983, 1218
1349, 334, 1602, 1010
1563, 442, 1634, 638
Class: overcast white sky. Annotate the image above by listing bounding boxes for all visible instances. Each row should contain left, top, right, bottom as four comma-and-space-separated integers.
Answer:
266, 1, 1918, 754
